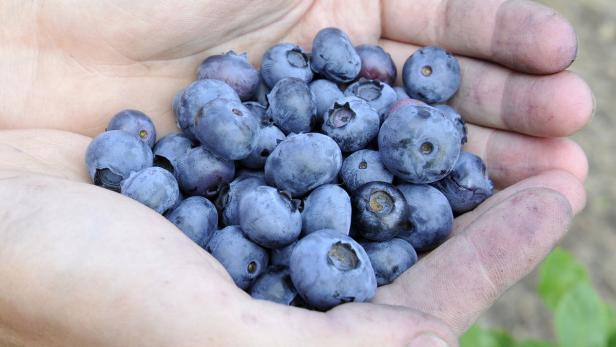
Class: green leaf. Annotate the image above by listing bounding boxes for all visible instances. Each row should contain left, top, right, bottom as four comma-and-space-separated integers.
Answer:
516, 340, 556, 347
555, 282, 609, 347
605, 304, 616, 347
460, 325, 517, 347
538, 247, 588, 310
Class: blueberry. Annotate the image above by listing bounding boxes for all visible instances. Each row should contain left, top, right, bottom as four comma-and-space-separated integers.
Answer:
234, 169, 266, 181
344, 79, 397, 120
433, 104, 467, 144
385, 98, 427, 119
173, 79, 240, 140
165, 196, 218, 247
266, 77, 316, 134
309, 79, 344, 119
261, 43, 313, 88
321, 96, 380, 153
355, 44, 397, 85
253, 76, 270, 107
351, 182, 410, 241
206, 226, 269, 290
239, 124, 286, 169
243, 101, 273, 126
340, 149, 394, 191
169, 190, 185, 211
153, 132, 194, 174
394, 86, 410, 100
301, 184, 351, 236
402, 47, 461, 103
217, 174, 266, 226
310, 28, 361, 83
197, 51, 259, 101
85, 130, 154, 192
120, 167, 180, 214
289, 229, 376, 311
239, 186, 302, 249
271, 241, 297, 268
396, 184, 453, 252
379, 105, 462, 184
107, 109, 157, 148
174, 146, 235, 198
432, 152, 494, 215
360, 238, 417, 286
250, 266, 299, 305
194, 98, 259, 161
264, 133, 342, 197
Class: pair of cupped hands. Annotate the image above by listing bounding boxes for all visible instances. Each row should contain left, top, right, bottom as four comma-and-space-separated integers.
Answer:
0, 1, 593, 346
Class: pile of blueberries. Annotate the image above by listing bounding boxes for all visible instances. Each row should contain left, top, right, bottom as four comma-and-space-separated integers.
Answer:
85, 27, 493, 311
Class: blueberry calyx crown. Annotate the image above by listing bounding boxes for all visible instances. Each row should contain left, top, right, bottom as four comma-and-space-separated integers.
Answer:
368, 190, 394, 215
328, 102, 355, 128
286, 49, 309, 68
354, 80, 383, 101
327, 241, 359, 271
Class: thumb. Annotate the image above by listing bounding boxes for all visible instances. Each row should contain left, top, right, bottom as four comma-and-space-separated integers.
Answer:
324, 303, 459, 347
249, 300, 459, 347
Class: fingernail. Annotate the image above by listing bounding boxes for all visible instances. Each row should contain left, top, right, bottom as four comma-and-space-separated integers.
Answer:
408, 333, 449, 347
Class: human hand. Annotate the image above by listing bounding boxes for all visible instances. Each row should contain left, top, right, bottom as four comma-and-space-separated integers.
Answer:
0, 129, 459, 346
0, 0, 592, 345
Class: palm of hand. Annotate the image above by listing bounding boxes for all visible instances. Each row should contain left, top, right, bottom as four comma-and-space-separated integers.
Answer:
0, 0, 592, 346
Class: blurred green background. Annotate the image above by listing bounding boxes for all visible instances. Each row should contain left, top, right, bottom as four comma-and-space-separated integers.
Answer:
475, 0, 616, 340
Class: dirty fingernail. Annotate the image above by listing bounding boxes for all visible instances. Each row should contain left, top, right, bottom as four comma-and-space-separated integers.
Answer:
408, 333, 450, 347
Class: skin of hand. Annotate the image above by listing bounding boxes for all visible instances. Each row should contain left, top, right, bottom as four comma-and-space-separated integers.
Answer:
0, 0, 593, 346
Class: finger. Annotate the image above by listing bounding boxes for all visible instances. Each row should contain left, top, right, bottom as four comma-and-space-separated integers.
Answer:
0, 129, 90, 182
465, 124, 589, 188
382, 0, 578, 74
374, 184, 574, 333
453, 170, 587, 235
380, 39, 594, 138
247, 300, 459, 347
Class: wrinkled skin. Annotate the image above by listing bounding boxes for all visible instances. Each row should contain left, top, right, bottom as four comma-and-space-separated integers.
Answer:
0, 0, 592, 346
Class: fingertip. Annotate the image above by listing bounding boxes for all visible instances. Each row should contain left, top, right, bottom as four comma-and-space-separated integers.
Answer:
493, 0, 578, 74
501, 70, 594, 137
521, 186, 574, 222
532, 8, 578, 73
551, 138, 589, 184
548, 71, 594, 136
537, 170, 587, 215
